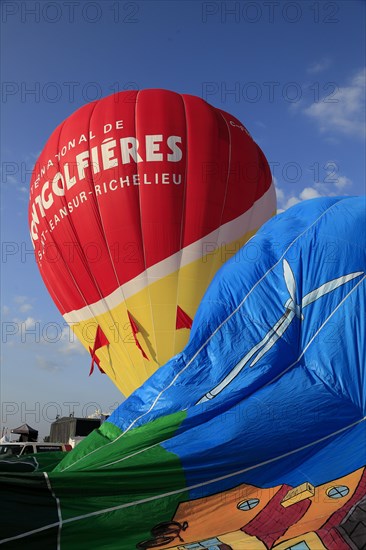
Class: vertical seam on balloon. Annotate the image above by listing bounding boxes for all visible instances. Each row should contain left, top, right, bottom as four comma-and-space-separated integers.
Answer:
56, 107, 103, 310
84, 98, 136, 386
55, 106, 112, 321
39, 102, 134, 391
134, 89, 154, 383
38, 116, 102, 318
60, 200, 343, 471
243, 144, 265, 256
172, 93, 189, 357
37, 120, 80, 314
202, 109, 232, 291
223, 125, 269, 274
85, 100, 121, 381
57, 102, 133, 387
43, 472, 62, 550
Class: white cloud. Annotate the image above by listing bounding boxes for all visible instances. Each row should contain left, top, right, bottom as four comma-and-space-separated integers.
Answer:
273, 176, 285, 204
59, 327, 86, 355
334, 175, 352, 190
277, 188, 315, 211
284, 196, 301, 210
19, 303, 33, 313
7, 316, 87, 356
22, 317, 37, 329
299, 187, 322, 201
275, 167, 353, 211
11, 316, 38, 332
2, 305, 10, 316
35, 355, 60, 373
278, 185, 331, 211
14, 295, 33, 313
14, 295, 27, 304
307, 57, 331, 74
304, 68, 365, 139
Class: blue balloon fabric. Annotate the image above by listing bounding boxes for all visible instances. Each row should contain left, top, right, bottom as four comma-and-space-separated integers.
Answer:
108, 196, 365, 496
1, 197, 364, 550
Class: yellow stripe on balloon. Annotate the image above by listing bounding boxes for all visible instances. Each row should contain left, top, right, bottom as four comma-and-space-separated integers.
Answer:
68, 221, 273, 396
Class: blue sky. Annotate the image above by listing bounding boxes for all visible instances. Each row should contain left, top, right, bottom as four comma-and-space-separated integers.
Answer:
1, 0, 365, 438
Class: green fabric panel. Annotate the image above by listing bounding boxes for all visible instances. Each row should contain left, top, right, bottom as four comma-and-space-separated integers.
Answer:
0, 451, 68, 473
0, 472, 60, 549
34, 451, 70, 472
0, 411, 189, 549
53, 422, 122, 473
55, 412, 186, 473
54, 411, 189, 548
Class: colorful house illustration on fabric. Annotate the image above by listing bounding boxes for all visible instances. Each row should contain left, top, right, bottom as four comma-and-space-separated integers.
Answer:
138, 467, 366, 550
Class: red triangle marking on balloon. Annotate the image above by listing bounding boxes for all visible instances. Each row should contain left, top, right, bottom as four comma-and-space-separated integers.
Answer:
89, 325, 109, 376
176, 305, 193, 330
127, 311, 149, 360
128, 311, 139, 336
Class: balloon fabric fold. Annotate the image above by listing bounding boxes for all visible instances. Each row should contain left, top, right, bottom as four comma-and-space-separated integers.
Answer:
2, 196, 365, 550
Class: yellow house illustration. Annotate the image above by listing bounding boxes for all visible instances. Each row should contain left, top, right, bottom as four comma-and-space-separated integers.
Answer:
137, 467, 366, 550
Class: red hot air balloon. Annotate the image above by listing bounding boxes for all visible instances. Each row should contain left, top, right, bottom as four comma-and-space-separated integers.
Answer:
29, 89, 275, 395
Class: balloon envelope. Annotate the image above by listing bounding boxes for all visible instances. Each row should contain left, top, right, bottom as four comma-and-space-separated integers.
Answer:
4, 196, 364, 549
29, 89, 275, 395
